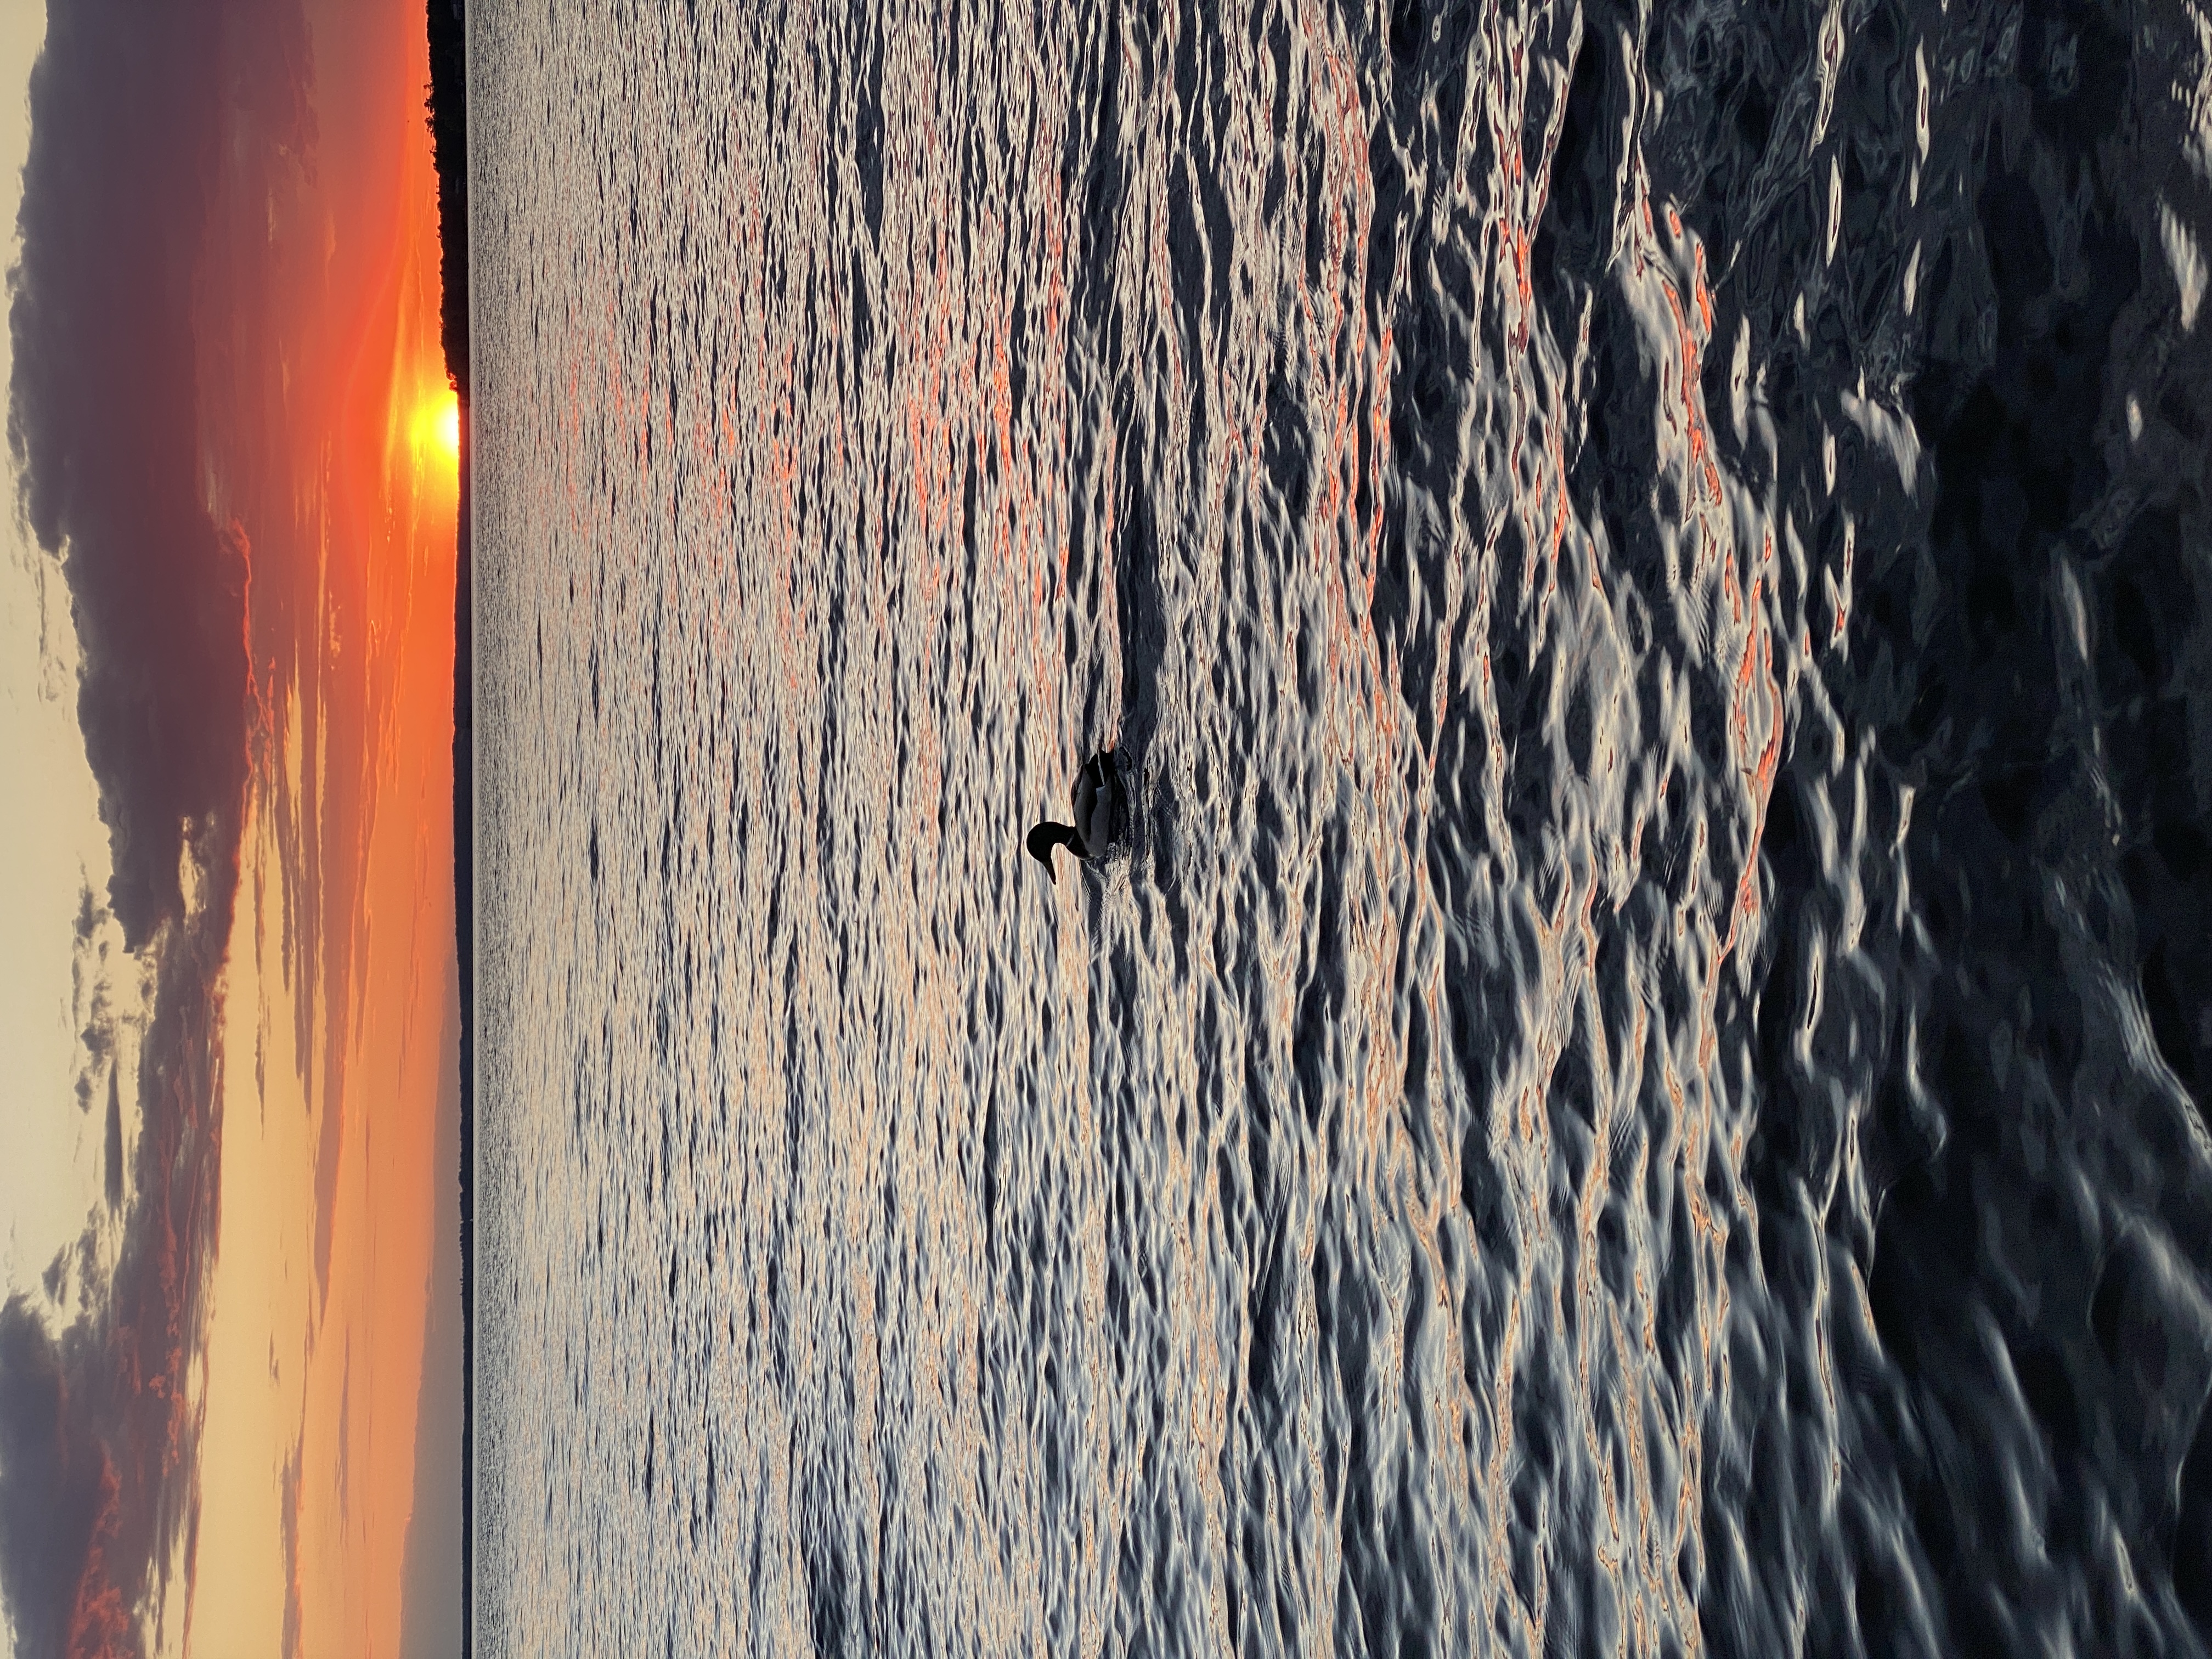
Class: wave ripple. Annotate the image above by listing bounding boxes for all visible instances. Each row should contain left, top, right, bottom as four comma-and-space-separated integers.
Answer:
471, 0, 2212, 1652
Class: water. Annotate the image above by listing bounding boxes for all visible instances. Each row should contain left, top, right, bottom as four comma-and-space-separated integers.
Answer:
469, 0, 2212, 1651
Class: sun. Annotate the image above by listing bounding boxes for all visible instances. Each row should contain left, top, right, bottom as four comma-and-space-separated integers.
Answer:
411, 387, 462, 467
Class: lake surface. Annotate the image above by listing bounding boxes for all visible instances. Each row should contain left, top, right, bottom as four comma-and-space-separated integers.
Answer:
470, 0, 2212, 1651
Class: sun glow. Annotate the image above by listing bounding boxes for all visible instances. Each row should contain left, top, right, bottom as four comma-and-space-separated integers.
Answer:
412, 386, 461, 466
183, 0, 466, 1647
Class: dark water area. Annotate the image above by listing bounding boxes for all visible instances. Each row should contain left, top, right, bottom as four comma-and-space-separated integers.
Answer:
470, 0, 2212, 1651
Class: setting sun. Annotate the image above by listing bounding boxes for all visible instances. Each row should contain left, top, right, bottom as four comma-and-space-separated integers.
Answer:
411, 386, 461, 466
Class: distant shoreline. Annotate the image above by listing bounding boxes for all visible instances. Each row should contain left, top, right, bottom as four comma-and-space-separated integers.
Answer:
425, 1, 471, 1655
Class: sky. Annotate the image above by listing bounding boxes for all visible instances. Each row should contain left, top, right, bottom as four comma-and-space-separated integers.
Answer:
0, 2, 463, 1656
0, 2, 108, 1324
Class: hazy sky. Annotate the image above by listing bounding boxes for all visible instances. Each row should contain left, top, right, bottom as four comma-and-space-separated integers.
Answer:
0, 2, 462, 1653
0, 3, 99, 1330
0, 12, 135, 1659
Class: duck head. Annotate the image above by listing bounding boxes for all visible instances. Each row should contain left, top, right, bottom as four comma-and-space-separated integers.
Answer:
1026, 821, 1085, 881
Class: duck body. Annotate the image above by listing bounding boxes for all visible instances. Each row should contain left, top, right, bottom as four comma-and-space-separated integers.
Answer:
1026, 749, 1124, 882
1071, 751, 1119, 854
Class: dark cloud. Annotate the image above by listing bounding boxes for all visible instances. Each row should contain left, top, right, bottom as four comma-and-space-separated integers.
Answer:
0, 916, 230, 1659
0, 1299, 111, 1659
69, 891, 130, 1123
100, 1067, 121, 1212
8, 0, 248, 952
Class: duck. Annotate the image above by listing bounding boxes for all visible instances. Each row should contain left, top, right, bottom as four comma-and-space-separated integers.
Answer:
1026, 749, 1122, 882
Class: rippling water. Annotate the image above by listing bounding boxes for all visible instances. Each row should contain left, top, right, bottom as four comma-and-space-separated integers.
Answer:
470, 0, 2212, 1651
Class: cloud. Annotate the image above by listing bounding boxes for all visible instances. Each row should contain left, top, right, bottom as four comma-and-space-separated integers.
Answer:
101, 1066, 122, 1212
279, 1442, 302, 1659
8, 0, 249, 953
0, 0, 300, 1645
0, 1299, 109, 1659
0, 915, 230, 1659
399, 1045, 465, 1659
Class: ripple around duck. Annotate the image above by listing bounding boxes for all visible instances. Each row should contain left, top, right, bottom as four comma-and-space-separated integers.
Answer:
470, 0, 2212, 1653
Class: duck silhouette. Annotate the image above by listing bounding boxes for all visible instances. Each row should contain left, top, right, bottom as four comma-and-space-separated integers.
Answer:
1026, 750, 1121, 882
